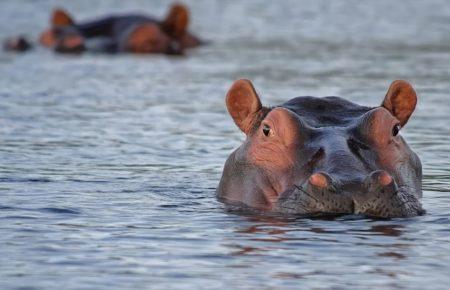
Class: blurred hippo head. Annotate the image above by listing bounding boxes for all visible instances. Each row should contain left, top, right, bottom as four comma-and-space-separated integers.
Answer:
217, 79, 423, 218
39, 8, 85, 53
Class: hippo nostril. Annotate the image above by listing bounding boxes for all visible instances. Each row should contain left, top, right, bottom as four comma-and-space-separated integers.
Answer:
308, 172, 337, 192
378, 171, 393, 187
365, 170, 398, 194
309, 173, 329, 188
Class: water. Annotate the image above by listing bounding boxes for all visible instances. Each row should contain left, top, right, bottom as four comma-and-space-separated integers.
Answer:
1, 0, 450, 289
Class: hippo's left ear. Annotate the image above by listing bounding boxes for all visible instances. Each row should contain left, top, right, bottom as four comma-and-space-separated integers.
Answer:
381, 80, 417, 127
226, 79, 267, 135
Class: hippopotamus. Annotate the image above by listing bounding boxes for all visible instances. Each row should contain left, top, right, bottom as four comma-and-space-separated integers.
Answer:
4, 3, 202, 55
3, 36, 32, 52
217, 79, 423, 218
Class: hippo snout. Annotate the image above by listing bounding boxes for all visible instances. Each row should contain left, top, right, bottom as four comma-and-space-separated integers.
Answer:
276, 171, 423, 218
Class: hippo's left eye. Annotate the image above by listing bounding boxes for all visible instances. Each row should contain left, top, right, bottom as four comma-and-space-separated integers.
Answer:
392, 123, 401, 136
262, 124, 271, 136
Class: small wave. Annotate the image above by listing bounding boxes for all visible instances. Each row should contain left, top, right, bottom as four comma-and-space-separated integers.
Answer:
0, 177, 52, 183
39, 207, 81, 215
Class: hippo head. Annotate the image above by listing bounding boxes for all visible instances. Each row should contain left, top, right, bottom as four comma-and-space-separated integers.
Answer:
217, 79, 423, 218
39, 8, 85, 53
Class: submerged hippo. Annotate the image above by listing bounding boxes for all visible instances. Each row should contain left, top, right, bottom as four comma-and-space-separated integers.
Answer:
3, 36, 32, 52
218, 79, 423, 218
5, 3, 202, 55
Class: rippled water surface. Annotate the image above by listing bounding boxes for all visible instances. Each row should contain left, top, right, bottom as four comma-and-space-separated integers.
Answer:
1, 1, 450, 289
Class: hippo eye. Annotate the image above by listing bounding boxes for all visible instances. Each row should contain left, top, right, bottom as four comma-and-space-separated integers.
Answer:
392, 123, 401, 136
262, 124, 271, 136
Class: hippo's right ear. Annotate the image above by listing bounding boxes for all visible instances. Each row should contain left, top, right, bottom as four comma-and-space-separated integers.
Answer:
51, 8, 75, 27
226, 79, 266, 135
381, 80, 417, 127
162, 4, 189, 38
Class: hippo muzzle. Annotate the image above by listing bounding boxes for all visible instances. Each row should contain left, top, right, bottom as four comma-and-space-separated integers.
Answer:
276, 171, 423, 218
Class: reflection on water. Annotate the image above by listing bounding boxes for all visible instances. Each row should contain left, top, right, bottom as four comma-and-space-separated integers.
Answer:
1, 0, 450, 289
221, 214, 421, 287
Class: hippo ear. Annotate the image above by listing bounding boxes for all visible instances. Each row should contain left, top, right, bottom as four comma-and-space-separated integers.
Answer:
51, 8, 75, 27
161, 4, 189, 38
226, 79, 266, 135
381, 80, 417, 127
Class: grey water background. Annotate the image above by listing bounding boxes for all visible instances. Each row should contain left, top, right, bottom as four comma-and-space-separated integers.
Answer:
1, 0, 450, 289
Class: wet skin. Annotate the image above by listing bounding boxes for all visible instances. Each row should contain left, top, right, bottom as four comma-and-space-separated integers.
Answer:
38, 4, 201, 54
218, 79, 423, 218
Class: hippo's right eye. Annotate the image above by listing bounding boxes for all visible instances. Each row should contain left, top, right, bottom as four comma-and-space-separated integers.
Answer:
262, 124, 271, 136
392, 123, 401, 136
